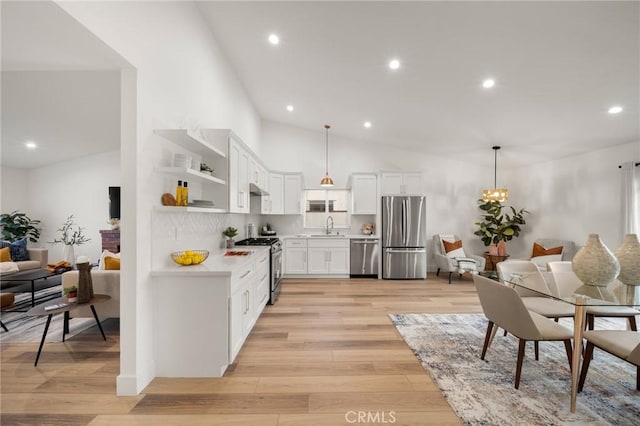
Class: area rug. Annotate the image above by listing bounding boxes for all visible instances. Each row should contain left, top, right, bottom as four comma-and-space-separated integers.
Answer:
390, 313, 639, 425
1, 286, 95, 344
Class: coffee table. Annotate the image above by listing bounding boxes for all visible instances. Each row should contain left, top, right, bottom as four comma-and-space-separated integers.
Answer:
0, 269, 63, 308
26, 294, 111, 366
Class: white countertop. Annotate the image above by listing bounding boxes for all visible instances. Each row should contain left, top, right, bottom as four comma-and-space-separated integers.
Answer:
280, 234, 379, 240
151, 247, 270, 277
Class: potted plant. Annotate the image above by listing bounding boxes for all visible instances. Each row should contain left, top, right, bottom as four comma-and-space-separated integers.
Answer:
473, 199, 528, 256
223, 226, 238, 248
64, 285, 78, 303
0, 211, 41, 243
49, 215, 91, 265
200, 163, 214, 176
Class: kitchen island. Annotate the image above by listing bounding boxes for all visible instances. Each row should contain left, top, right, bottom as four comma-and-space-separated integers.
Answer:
151, 247, 270, 377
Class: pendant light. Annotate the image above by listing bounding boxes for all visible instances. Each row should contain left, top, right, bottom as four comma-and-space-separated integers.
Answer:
482, 145, 508, 202
320, 124, 334, 187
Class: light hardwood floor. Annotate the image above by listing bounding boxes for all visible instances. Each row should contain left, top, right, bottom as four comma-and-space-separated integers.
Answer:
1, 273, 483, 425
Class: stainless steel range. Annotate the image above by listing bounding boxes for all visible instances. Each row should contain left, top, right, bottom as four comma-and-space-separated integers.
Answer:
234, 237, 282, 304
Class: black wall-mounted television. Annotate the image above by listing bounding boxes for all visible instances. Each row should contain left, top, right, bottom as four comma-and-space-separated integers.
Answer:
109, 186, 121, 220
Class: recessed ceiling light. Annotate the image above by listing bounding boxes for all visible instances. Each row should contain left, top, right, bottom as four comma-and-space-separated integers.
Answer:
608, 105, 623, 114
25, 141, 37, 149
388, 59, 400, 70
482, 79, 495, 89
268, 34, 280, 45
364, 121, 372, 128
286, 105, 294, 112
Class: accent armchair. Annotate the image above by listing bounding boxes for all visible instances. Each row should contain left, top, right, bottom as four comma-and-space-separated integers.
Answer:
433, 234, 486, 284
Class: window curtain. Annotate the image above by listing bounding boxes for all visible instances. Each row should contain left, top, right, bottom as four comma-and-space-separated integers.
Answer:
621, 161, 640, 235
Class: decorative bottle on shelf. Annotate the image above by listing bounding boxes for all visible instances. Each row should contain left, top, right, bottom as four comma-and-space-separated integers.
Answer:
572, 234, 620, 287
176, 180, 183, 206
182, 181, 188, 206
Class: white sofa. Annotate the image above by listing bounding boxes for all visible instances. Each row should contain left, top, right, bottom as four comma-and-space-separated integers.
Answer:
61, 270, 120, 318
0, 248, 48, 278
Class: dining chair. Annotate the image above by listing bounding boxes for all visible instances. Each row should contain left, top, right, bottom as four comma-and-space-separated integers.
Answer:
473, 274, 574, 389
578, 330, 640, 391
548, 261, 638, 331
496, 260, 575, 320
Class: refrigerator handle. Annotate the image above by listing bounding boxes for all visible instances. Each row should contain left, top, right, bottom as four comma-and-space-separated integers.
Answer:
385, 248, 427, 254
402, 199, 407, 245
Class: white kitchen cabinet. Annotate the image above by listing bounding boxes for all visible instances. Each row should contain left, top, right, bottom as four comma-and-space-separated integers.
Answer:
307, 239, 350, 274
284, 238, 307, 274
154, 129, 228, 212
283, 173, 303, 215
381, 172, 423, 195
350, 173, 378, 214
229, 138, 250, 213
262, 173, 284, 215
254, 251, 270, 313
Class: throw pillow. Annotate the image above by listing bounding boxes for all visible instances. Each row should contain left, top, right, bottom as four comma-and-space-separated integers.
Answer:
8, 238, 28, 262
532, 242, 563, 258
0, 247, 11, 262
0, 261, 19, 274
99, 250, 120, 270
104, 256, 120, 270
442, 238, 466, 259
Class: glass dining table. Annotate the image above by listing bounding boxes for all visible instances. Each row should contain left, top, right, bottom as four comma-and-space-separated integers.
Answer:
484, 270, 640, 413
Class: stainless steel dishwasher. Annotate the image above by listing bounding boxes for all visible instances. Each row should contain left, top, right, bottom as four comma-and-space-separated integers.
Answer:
350, 238, 379, 278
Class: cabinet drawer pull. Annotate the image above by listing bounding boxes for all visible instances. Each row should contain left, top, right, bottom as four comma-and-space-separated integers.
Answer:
240, 269, 252, 279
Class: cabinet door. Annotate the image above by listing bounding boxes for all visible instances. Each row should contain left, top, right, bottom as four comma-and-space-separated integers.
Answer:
284, 247, 307, 274
229, 287, 246, 362
248, 157, 259, 186
254, 266, 270, 314
403, 173, 423, 195
269, 173, 284, 215
352, 174, 377, 214
307, 248, 328, 274
381, 173, 404, 195
242, 285, 255, 336
229, 140, 250, 213
328, 247, 350, 274
283, 174, 302, 214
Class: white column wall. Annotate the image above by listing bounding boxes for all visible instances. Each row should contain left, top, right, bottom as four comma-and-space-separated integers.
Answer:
0, 167, 29, 215
58, 1, 262, 395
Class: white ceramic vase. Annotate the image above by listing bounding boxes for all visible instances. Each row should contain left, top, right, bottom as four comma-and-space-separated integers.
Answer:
62, 244, 75, 266
572, 234, 620, 287
615, 234, 640, 286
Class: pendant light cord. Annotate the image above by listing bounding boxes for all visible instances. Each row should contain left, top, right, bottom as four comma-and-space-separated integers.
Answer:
325, 125, 330, 174
492, 145, 500, 188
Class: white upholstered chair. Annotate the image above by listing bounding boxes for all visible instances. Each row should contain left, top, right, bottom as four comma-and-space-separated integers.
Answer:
473, 274, 574, 389
496, 260, 575, 320
578, 330, 640, 391
433, 234, 486, 284
548, 261, 638, 331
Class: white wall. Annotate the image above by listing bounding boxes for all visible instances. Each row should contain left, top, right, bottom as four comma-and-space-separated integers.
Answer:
506, 140, 640, 258
58, 1, 262, 395
0, 167, 29, 215
25, 150, 120, 261
260, 121, 491, 259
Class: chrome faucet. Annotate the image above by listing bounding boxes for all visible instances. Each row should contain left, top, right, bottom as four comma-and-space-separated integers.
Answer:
326, 216, 334, 235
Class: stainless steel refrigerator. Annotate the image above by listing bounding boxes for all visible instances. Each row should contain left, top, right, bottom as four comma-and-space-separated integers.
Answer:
382, 195, 427, 279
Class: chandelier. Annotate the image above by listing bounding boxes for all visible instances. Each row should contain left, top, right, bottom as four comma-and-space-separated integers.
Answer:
482, 146, 509, 202
320, 125, 334, 187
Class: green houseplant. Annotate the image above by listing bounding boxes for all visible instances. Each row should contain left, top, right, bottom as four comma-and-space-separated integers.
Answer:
473, 199, 528, 255
63, 285, 78, 302
223, 226, 238, 248
0, 211, 41, 243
